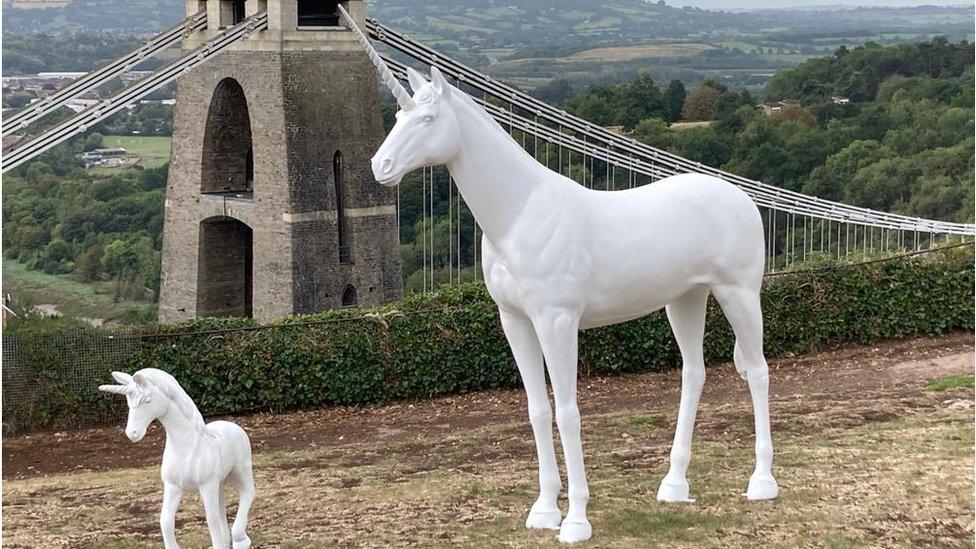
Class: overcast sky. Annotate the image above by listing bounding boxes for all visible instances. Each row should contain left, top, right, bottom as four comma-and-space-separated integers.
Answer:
672, 0, 971, 8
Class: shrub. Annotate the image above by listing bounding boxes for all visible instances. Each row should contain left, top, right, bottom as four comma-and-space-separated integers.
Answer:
3, 251, 973, 433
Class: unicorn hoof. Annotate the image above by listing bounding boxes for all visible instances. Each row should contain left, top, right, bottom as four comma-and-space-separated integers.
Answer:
232, 535, 252, 549
558, 519, 592, 544
656, 476, 693, 503
745, 474, 778, 501
526, 506, 562, 530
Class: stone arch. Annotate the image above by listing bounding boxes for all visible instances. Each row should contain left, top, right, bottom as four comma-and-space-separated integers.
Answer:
341, 285, 357, 308
197, 216, 253, 318
201, 78, 254, 195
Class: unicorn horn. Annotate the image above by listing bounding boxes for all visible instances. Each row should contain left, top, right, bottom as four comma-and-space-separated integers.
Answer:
337, 4, 416, 111
99, 384, 130, 395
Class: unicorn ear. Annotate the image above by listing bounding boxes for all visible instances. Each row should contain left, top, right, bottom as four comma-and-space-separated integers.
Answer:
132, 371, 151, 388
111, 371, 134, 385
430, 66, 450, 98
406, 67, 427, 94
99, 384, 130, 395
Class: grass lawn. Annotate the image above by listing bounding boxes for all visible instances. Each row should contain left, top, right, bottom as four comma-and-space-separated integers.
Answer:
2, 259, 155, 323
103, 135, 171, 157
91, 135, 172, 172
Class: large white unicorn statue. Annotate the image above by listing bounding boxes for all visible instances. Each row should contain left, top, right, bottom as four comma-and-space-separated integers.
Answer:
345, 7, 777, 544
99, 369, 256, 549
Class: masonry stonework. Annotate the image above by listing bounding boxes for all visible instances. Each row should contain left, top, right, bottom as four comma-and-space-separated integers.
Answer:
158, 0, 402, 323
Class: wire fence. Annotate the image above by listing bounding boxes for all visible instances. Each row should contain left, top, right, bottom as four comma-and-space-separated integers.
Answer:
2, 329, 142, 432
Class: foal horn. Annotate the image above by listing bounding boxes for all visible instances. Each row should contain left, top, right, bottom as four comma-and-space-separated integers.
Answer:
338, 4, 416, 112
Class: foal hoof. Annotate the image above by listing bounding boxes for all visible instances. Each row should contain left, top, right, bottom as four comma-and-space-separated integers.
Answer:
656, 476, 693, 503
232, 535, 252, 549
744, 474, 779, 501
558, 519, 592, 544
526, 506, 562, 530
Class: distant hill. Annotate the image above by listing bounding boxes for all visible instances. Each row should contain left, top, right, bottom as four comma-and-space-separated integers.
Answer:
3, 0, 972, 43
1, 0, 184, 34
3, 0, 972, 89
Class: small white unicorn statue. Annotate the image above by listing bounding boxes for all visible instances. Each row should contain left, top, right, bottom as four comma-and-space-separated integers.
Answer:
99, 369, 255, 549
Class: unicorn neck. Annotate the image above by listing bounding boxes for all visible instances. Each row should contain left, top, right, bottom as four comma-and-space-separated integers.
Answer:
445, 95, 552, 242
158, 403, 203, 451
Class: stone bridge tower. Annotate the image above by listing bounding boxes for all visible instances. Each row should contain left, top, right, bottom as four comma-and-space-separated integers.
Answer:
159, 0, 402, 322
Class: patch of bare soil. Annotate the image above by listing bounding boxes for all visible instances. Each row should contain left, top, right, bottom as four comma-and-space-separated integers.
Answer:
2, 334, 973, 547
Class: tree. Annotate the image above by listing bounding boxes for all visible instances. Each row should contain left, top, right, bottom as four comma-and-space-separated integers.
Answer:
74, 243, 103, 281
83, 132, 104, 152
614, 74, 666, 130
663, 80, 686, 122
770, 105, 817, 128
101, 233, 159, 301
3, 91, 34, 109
632, 117, 670, 148
535, 79, 573, 104
681, 81, 724, 121
803, 140, 890, 202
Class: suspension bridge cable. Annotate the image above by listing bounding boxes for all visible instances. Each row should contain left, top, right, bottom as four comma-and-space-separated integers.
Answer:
2, 11, 268, 173
369, 19, 973, 236
2, 10, 208, 137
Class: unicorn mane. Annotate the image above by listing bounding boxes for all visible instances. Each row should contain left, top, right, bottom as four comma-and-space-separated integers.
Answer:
441, 81, 545, 169
135, 368, 207, 433
447, 82, 510, 137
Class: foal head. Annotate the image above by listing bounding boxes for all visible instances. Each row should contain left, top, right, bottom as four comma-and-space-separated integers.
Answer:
99, 368, 194, 442
371, 66, 462, 187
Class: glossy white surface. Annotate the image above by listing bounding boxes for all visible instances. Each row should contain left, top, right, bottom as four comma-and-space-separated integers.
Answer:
372, 67, 778, 543
100, 369, 255, 549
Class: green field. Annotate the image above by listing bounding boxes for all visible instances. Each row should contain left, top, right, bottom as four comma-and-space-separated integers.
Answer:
2, 259, 154, 323
91, 135, 171, 173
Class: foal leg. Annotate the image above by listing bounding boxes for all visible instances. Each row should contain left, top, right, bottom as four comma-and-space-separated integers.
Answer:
500, 309, 561, 530
160, 482, 183, 549
712, 284, 779, 501
200, 480, 231, 548
657, 286, 709, 503
230, 459, 255, 549
533, 309, 591, 544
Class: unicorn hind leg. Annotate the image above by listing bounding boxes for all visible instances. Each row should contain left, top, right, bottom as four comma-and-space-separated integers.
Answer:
230, 452, 255, 549
712, 283, 778, 501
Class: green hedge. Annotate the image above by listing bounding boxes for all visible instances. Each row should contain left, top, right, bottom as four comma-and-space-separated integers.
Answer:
127, 251, 974, 416
4, 251, 973, 432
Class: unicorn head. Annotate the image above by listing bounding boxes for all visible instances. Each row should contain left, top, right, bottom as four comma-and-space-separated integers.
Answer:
371, 66, 462, 187
99, 368, 203, 442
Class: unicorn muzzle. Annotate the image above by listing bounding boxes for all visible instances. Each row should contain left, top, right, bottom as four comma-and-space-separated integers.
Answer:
372, 155, 405, 187
126, 426, 146, 442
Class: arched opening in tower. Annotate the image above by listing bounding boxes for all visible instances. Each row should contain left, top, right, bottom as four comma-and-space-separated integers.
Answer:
341, 285, 357, 308
201, 78, 254, 196
197, 216, 253, 318
334, 150, 351, 264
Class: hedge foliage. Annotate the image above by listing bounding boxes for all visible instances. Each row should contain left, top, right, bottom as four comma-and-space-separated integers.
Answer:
4, 251, 973, 433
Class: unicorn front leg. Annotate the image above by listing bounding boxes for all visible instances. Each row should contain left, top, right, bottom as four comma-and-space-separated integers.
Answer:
499, 309, 562, 530
534, 308, 592, 543
199, 480, 231, 548
160, 482, 183, 549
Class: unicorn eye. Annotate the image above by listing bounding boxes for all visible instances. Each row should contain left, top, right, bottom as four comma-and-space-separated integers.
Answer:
421, 115, 434, 124
142, 395, 151, 404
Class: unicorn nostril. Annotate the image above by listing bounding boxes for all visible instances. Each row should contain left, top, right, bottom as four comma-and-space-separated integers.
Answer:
381, 159, 393, 174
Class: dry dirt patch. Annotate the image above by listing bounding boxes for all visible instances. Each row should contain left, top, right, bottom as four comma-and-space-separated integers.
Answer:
3, 334, 973, 547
